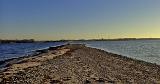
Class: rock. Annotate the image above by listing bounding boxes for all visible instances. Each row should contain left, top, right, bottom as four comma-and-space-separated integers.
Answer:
36, 49, 48, 53
85, 79, 91, 84
96, 78, 105, 83
50, 79, 61, 83
62, 77, 71, 81
0, 78, 2, 82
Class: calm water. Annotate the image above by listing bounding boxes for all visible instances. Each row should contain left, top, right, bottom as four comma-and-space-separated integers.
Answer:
0, 42, 65, 61
0, 40, 160, 65
73, 40, 160, 65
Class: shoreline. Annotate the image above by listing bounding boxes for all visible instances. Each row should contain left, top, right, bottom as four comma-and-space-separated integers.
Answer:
0, 44, 67, 68
0, 44, 160, 83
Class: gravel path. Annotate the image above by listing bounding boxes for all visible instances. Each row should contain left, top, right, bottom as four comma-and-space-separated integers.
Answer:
0, 44, 160, 84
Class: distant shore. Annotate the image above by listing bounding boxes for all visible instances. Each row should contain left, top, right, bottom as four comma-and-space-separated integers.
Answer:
1, 38, 160, 44
0, 44, 160, 83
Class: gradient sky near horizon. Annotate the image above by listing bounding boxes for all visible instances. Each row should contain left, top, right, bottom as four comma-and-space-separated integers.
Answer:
0, 0, 160, 40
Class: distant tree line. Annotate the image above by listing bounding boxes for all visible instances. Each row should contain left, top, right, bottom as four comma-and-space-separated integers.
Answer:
0, 39, 35, 44
0, 38, 160, 44
87, 38, 160, 41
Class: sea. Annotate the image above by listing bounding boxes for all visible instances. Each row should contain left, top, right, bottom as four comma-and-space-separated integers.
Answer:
0, 40, 160, 65
73, 40, 160, 65
0, 42, 65, 61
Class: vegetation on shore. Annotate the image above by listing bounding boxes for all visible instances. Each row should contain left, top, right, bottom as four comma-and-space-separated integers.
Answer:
0, 39, 35, 44
0, 38, 160, 44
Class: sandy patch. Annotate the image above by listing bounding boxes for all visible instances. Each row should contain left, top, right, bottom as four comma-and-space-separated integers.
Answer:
35, 49, 70, 61
1, 48, 70, 79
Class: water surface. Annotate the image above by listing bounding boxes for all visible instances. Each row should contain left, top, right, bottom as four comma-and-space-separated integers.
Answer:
73, 40, 160, 65
1, 40, 160, 65
0, 42, 65, 61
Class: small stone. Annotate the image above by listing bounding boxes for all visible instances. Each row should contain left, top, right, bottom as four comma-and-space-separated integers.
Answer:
62, 77, 71, 81
85, 79, 91, 84
0, 78, 2, 82
50, 79, 61, 83
96, 78, 105, 83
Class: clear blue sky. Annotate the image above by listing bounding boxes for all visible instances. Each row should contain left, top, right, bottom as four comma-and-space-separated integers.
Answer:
0, 0, 160, 40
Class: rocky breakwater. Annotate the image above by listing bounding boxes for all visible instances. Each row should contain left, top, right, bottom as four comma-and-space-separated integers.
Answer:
0, 44, 160, 84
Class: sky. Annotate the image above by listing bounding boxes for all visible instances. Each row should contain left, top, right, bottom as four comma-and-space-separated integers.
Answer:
0, 0, 160, 40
